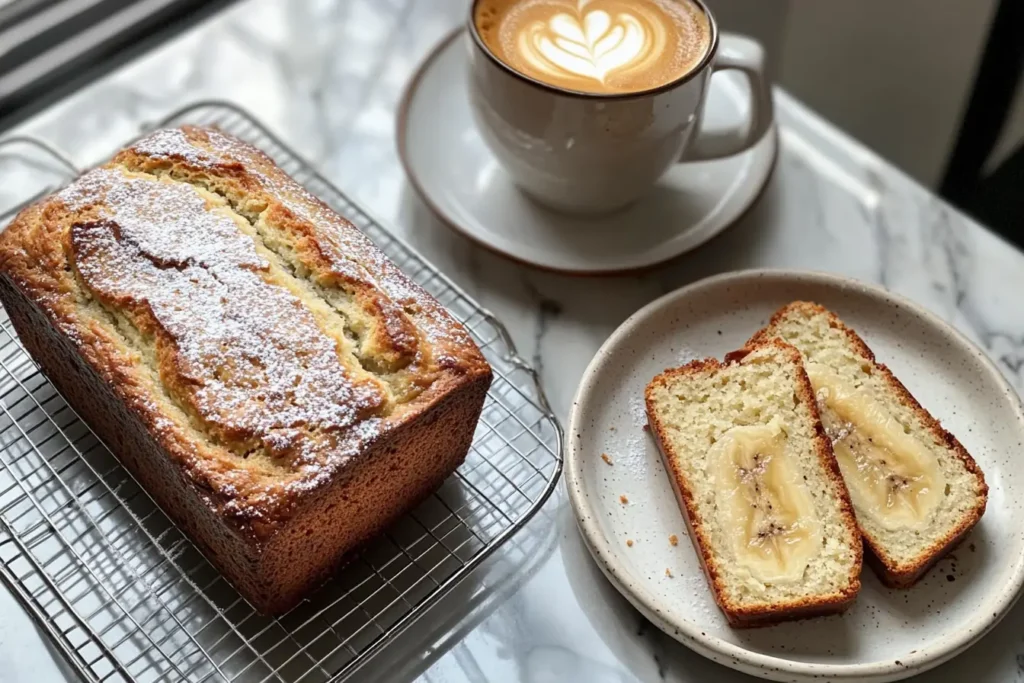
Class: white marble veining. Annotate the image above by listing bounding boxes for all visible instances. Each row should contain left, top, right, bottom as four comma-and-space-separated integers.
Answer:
2, 0, 1024, 681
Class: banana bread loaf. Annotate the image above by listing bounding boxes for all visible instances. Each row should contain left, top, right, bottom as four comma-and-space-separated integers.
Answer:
0, 126, 492, 614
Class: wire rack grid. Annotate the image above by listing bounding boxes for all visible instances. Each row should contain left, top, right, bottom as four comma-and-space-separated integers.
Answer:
0, 101, 563, 683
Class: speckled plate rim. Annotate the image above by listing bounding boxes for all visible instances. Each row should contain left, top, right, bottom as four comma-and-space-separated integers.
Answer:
565, 269, 1024, 682
395, 28, 779, 277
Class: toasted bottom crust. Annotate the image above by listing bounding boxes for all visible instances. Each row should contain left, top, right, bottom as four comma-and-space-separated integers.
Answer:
864, 516, 973, 589
0, 273, 489, 614
748, 302, 988, 588
645, 340, 862, 628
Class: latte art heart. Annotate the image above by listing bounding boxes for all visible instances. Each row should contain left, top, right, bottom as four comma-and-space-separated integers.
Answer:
475, 0, 711, 95
522, 9, 663, 84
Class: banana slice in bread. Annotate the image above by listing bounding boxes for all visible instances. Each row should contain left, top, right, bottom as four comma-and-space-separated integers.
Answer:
645, 340, 862, 627
708, 418, 824, 584
748, 302, 988, 587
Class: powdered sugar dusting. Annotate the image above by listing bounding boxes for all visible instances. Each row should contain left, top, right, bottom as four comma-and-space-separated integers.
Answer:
628, 393, 647, 429
68, 168, 388, 466
675, 344, 702, 365
196, 127, 473, 357
132, 128, 213, 165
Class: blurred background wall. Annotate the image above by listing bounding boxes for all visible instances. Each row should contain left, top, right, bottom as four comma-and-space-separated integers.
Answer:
711, 0, 1018, 190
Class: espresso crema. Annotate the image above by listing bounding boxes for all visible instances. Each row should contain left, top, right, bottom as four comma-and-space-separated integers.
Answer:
474, 0, 711, 95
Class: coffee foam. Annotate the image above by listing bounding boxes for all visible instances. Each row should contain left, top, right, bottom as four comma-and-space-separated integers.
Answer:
475, 0, 710, 95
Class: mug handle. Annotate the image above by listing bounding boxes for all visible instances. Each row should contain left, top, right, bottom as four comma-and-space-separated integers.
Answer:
680, 33, 774, 162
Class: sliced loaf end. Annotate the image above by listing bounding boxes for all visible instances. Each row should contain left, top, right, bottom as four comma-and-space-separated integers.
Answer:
749, 302, 988, 587
645, 339, 862, 627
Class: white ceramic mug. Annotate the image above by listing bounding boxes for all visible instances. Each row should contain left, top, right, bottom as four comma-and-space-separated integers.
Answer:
466, 0, 774, 215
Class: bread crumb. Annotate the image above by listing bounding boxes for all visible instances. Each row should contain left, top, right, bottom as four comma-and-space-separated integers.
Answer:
626, 539, 634, 547
642, 424, 650, 432
601, 453, 613, 466
619, 494, 629, 504
665, 568, 673, 577
669, 534, 678, 546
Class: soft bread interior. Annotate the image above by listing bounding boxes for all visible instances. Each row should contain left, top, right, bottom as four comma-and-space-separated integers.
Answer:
646, 343, 860, 614
756, 304, 986, 571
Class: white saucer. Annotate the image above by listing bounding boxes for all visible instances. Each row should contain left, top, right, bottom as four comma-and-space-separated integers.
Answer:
397, 30, 778, 275
565, 270, 1024, 682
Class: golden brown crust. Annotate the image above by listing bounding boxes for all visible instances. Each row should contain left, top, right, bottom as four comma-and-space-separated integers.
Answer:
0, 127, 492, 613
748, 301, 988, 588
645, 339, 862, 627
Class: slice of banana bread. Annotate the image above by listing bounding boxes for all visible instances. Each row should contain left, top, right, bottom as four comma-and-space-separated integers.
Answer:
645, 340, 862, 627
748, 302, 987, 587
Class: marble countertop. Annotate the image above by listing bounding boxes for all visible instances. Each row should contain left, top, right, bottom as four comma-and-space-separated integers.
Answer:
2, 0, 1024, 681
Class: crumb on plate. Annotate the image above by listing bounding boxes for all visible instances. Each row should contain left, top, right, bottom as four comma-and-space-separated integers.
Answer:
601, 453, 613, 466
665, 568, 672, 578
669, 534, 678, 546
626, 539, 634, 547
619, 494, 629, 504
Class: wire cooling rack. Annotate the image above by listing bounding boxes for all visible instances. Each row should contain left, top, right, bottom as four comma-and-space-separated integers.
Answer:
0, 101, 563, 682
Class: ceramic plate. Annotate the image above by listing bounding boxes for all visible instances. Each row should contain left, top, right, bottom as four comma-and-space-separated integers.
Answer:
396, 30, 777, 275
565, 270, 1024, 682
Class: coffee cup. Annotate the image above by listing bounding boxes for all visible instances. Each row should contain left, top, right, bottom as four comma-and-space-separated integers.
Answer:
467, 0, 773, 215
